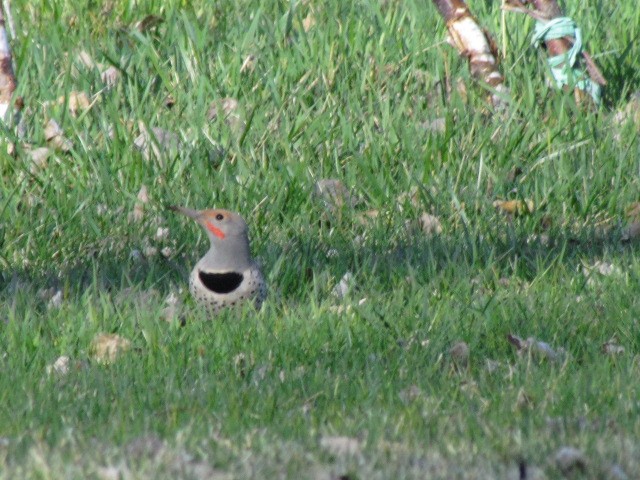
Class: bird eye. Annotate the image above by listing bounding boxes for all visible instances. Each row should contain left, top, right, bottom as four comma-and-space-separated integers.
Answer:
215, 213, 224, 221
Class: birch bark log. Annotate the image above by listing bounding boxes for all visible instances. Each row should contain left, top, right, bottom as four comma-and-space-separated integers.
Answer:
432, 0, 508, 109
0, 4, 17, 124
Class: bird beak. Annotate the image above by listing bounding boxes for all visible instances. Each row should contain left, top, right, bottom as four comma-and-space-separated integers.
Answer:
168, 205, 201, 220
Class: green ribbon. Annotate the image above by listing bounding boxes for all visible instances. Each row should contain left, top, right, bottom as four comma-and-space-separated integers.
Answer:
531, 17, 601, 104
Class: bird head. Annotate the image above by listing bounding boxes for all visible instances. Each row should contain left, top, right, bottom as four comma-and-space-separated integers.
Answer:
170, 205, 254, 271
169, 206, 248, 244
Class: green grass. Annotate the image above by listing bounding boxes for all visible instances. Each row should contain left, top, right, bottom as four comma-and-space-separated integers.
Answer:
1, 0, 640, 477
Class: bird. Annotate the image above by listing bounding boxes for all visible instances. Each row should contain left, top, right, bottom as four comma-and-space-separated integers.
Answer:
169, 205, 266, 314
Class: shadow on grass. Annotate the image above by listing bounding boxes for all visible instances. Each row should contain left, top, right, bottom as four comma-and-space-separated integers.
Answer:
261, 218, 640, 300
1, 218, 638, 305
601, 38, 640, 107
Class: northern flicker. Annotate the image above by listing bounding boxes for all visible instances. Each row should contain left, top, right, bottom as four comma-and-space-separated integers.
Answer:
169, 206, 266, 314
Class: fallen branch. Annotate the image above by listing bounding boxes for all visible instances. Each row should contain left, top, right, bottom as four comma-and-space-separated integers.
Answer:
432, 0, 509, 109
504, 0, 606, 105
0, 3, 17, 124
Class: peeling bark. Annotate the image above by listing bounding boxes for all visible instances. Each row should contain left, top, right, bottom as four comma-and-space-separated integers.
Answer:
432, 0, 508, 109
0, 4, 17, 123
504, 0, 606, 104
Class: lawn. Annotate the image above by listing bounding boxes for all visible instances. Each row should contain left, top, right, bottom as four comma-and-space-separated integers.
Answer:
1, 0, 639, 478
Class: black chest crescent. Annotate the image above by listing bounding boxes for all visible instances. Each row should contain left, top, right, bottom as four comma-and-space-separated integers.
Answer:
198, 271, 244, 294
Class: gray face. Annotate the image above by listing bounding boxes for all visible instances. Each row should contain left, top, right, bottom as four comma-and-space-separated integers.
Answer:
198, 209, 248, 241
170, 206, 253, 271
